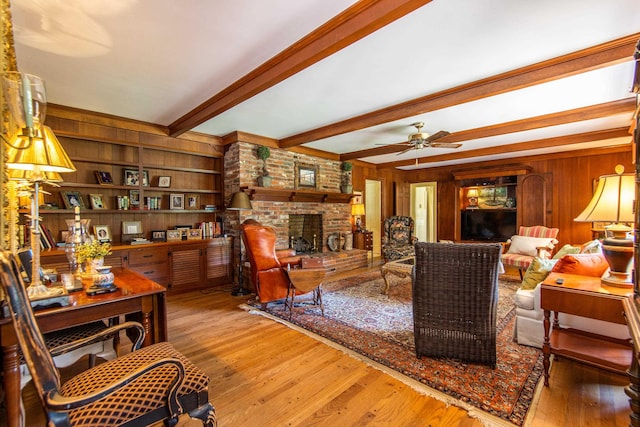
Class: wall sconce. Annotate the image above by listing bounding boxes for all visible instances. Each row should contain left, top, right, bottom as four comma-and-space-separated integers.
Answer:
351, 203, 365, 232
574, 165, 635, 287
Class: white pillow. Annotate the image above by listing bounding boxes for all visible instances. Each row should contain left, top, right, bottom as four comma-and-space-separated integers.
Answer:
506, 235, 556, 257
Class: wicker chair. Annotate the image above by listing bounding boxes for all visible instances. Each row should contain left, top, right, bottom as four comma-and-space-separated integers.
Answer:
412, 242, 502, 368
0, 251, 217, 427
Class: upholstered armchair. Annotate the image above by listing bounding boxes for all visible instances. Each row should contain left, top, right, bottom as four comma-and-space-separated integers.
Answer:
0, 251, 216, 427
241, 222, 299, 306
501, 225, 559, 279
382, 216, 418, 262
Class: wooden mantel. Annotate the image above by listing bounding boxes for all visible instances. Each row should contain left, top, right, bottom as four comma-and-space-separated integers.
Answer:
241, 187, 356, 204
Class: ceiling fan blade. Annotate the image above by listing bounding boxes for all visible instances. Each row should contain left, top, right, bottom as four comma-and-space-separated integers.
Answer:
397, 146, 417, 155
430, 142, 462, 149
425, 130, 451, 142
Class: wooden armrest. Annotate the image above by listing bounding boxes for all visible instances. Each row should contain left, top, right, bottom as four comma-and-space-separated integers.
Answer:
49, 321, 145, 356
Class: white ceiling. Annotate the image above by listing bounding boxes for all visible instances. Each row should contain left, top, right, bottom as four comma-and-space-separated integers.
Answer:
9, 0, 640, 170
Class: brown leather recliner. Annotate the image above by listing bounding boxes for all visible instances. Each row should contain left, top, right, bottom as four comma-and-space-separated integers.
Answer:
241, 222, 303, 305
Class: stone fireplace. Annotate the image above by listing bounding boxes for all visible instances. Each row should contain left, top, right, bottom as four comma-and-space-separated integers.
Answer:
288, 214, 323, 253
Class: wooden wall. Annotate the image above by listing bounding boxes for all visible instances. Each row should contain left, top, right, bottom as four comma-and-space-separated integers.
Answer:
383, 145, 634, 249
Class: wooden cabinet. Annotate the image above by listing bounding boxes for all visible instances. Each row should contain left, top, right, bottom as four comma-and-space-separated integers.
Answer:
169, 243, 204, 292
128, 246, 169, 285
205, 237, 233, 285
354, 231, 373, 251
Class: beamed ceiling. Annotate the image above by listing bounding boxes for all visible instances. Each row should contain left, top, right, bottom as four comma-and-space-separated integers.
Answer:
9, 0, 640, 170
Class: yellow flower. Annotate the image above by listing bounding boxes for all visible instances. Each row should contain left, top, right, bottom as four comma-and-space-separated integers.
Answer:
76, 240, 112, 263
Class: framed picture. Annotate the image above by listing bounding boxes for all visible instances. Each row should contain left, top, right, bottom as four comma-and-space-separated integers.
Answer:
166, 229, 182, 242
175, 225, 190, 239
61, 191, 85, 209
123, 168, 149, 186
93, 225, 112, 242
95, 171, 113, 185
151, 230, 167, 242
122, 221, 143, 235
158, 176, 171, 188
170, 193, 184, 210
187, 228, 203, 240
89, 193, 106, 209
186, 193, 199, 210
295, 163, 318, 189
129, 189, 140, 206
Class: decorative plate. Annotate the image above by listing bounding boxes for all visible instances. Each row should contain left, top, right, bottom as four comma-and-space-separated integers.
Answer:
327, 233, 339, 252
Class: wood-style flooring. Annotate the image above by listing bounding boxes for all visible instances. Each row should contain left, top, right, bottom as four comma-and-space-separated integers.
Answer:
20, 261, 631, 426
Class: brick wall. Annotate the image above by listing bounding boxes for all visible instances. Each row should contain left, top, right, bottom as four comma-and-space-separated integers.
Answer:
224, 142, 352, 252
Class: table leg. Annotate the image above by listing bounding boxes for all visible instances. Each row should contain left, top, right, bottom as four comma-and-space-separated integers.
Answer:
626, 356, 640, 427
543, 309, 551, 387
3, 343, 22, 427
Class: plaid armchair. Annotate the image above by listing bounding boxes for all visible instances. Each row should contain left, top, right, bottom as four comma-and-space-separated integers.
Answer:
382, 216, 418, 262
501, 225, 559, 279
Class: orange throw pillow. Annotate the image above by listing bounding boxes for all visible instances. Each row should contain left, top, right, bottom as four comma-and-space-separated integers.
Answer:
551, 253, 609, 277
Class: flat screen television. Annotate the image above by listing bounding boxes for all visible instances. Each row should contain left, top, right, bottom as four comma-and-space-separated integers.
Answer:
461, 210, 517, 242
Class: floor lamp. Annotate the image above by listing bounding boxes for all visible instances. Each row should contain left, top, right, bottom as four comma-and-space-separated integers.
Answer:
227, 191, 252, 296
2, 72, 76, 301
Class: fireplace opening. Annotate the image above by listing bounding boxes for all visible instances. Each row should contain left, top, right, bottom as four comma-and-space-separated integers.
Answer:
288, 214, 322, 253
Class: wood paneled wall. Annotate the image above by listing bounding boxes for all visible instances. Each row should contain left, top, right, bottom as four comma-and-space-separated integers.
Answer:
363, 145, 633, 248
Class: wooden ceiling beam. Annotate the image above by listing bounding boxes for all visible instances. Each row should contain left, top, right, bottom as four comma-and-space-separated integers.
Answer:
167, 0, 433, 137
281, 33, 640, 148
341, 98, 635, 160
376, 127, 631, 169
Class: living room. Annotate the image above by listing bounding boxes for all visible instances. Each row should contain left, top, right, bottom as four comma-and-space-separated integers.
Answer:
2, 1, 640, 426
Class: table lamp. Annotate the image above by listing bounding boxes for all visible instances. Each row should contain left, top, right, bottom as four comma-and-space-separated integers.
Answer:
227, 191, 253, 296
574, 165, 635, 287
351, 203, 365, 232
2, 72, 76, 301
467, 188, 479, 209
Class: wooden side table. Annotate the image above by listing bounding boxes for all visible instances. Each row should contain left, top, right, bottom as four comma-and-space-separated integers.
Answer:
540, 272, 633, 387
354, 230, 373, 262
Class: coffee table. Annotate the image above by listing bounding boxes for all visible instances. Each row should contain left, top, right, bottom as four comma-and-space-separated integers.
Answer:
380, 256, 414, 294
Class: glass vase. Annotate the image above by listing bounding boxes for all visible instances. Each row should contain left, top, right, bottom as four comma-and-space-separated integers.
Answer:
64, 219, 91, 274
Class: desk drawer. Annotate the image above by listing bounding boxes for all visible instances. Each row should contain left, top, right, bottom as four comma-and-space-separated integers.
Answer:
128, 263, 169, 282
129, 247, 168, 266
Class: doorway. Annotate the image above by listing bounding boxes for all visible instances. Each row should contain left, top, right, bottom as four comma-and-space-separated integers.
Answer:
410, 182, 437, 242
365, 179, 382, 257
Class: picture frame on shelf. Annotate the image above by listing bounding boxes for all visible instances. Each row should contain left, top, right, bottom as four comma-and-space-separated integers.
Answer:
151, 230, 167, 242
93, 225, 112, 243
158, 176, 171, 188
187, 228, 203, 240
170, 193, 184, 210
295, 163, 318, 189
129, 189, 140, 206
89, 194, 106, 209
186, 193, 199, 210
166, 229, 182, 242
123, 168, 149, 186
122, 221, 143, 235
61, 191, 85, 209
95, 171, 113, 185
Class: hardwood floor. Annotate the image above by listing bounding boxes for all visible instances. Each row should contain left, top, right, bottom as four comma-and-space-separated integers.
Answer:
19, 261, 631, 426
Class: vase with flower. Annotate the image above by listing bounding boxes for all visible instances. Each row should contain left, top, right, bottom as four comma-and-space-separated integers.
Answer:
76, 240, 112, 275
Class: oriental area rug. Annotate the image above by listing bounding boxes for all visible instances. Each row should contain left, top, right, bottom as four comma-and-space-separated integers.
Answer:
244, 270, 543, 427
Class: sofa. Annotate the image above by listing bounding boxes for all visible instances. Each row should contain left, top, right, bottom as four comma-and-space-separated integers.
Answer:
514, 240, 630, 348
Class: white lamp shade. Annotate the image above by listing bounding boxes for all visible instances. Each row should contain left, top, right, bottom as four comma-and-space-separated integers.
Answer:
574, 172, 635, 223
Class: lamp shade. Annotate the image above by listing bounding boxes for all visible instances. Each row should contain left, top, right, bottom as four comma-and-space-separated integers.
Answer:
466, 188, 479, 198
6, 125, 76, 173
227, 191, 252, 210
351, 203, 365, 216
574, 168, 635, 224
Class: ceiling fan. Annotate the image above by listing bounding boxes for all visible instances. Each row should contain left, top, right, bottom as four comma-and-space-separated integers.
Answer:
387, 122, 461, 155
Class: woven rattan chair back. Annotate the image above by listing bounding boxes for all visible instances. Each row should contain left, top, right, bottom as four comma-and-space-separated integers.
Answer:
412, 242, 502, 368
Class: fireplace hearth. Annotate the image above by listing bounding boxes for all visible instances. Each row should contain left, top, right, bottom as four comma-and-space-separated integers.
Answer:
289, 214, 322, 253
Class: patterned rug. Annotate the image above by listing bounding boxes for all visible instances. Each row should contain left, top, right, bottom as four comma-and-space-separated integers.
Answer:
245, 270, 543, 426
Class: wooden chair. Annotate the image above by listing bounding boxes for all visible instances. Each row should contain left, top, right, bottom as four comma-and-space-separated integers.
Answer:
412, 242, 502, 368
0, 251, 217, 427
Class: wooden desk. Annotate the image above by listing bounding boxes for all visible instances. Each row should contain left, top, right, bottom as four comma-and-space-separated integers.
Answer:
541, 272, 632, 387
1, 268, 167, 427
